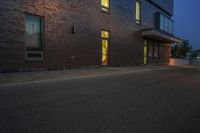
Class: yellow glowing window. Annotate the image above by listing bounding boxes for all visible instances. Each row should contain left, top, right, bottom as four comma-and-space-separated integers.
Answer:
102, 54, 108, 65
101, 30, 110, 66
144, 40, 148, 65
101, 31, 109, 39
144, 46, 147, 57
101, 0, 110, 13
102, 40, 108, 55
136, 1, 141, 24
144, 46, 147, 65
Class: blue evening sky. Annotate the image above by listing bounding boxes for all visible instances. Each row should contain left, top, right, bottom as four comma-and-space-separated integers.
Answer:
174, 0, 200, 49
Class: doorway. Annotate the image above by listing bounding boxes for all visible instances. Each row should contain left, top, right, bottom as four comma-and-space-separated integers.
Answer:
144, 40, 148, 65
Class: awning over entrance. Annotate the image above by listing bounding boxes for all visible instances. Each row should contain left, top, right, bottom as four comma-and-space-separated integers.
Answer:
142, 29, 181, 44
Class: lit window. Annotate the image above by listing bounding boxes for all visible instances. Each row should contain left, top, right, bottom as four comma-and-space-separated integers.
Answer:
144, 40, 148, 65
136, 1, 141, 24
101, 30, 110, 65
101, 0, 110, 13
101, 30, 109, 38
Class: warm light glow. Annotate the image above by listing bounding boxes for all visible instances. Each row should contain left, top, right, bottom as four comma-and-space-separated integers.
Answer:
101, 31, 109, 39
102, 54, 108, 65
101, 0, 109, 8
101, 30, 110, 66
144, 45, 147, 65
101, 0, 110, 12
102, 40, 108, 55
144, 40, 148, 65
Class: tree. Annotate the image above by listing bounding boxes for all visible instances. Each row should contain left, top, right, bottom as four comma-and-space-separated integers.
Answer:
178, 40, 192, 57
191, 50, 200, 59
171, 40, 192, 58
171, 44, 178, 58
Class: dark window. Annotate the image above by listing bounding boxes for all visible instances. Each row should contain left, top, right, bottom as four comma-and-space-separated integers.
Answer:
156, 13, 174, 34
25, 14, 44, 61
154, 42, 160, 59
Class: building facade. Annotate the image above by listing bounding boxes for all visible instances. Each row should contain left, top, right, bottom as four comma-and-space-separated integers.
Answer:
0, 0, 181, 71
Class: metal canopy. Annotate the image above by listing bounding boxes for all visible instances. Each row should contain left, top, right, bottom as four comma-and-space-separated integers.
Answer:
142, 29, 181, 44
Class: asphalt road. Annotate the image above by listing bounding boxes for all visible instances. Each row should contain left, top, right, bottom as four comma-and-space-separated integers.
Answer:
0, 67, 200, 133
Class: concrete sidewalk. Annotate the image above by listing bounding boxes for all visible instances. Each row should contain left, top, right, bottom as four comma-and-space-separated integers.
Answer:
0, 66, 170, 86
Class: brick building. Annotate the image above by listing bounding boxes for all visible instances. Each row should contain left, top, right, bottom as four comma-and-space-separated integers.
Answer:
0, 0, 181, 71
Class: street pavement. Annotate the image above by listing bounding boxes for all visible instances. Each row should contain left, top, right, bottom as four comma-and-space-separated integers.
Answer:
0, 66, 200, 133
0, 66, 166, 85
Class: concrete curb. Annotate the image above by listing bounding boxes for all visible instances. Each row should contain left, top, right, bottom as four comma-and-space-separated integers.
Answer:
0, 66, 171, 87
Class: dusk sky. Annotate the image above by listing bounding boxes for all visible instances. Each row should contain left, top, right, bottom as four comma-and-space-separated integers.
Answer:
174, 0, 200, 49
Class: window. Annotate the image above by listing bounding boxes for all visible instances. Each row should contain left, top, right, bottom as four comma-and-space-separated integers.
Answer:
25, 14, 44, 61
144, 40, 148, 65
157, 13, 174, 34
154, 43, 159, 58
101, 30, 110, 65
101, 0, 110, 13
136, 0, 141, 24
149, 43, 153, 58
169, 21, 172, 33
160, 15, 165, 31
164, 17, 169, 32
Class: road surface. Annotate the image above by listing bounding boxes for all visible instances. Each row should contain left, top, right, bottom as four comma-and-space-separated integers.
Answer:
0, 67, 200, 133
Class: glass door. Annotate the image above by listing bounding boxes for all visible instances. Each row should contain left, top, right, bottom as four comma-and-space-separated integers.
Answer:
144, 40, 148, 65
